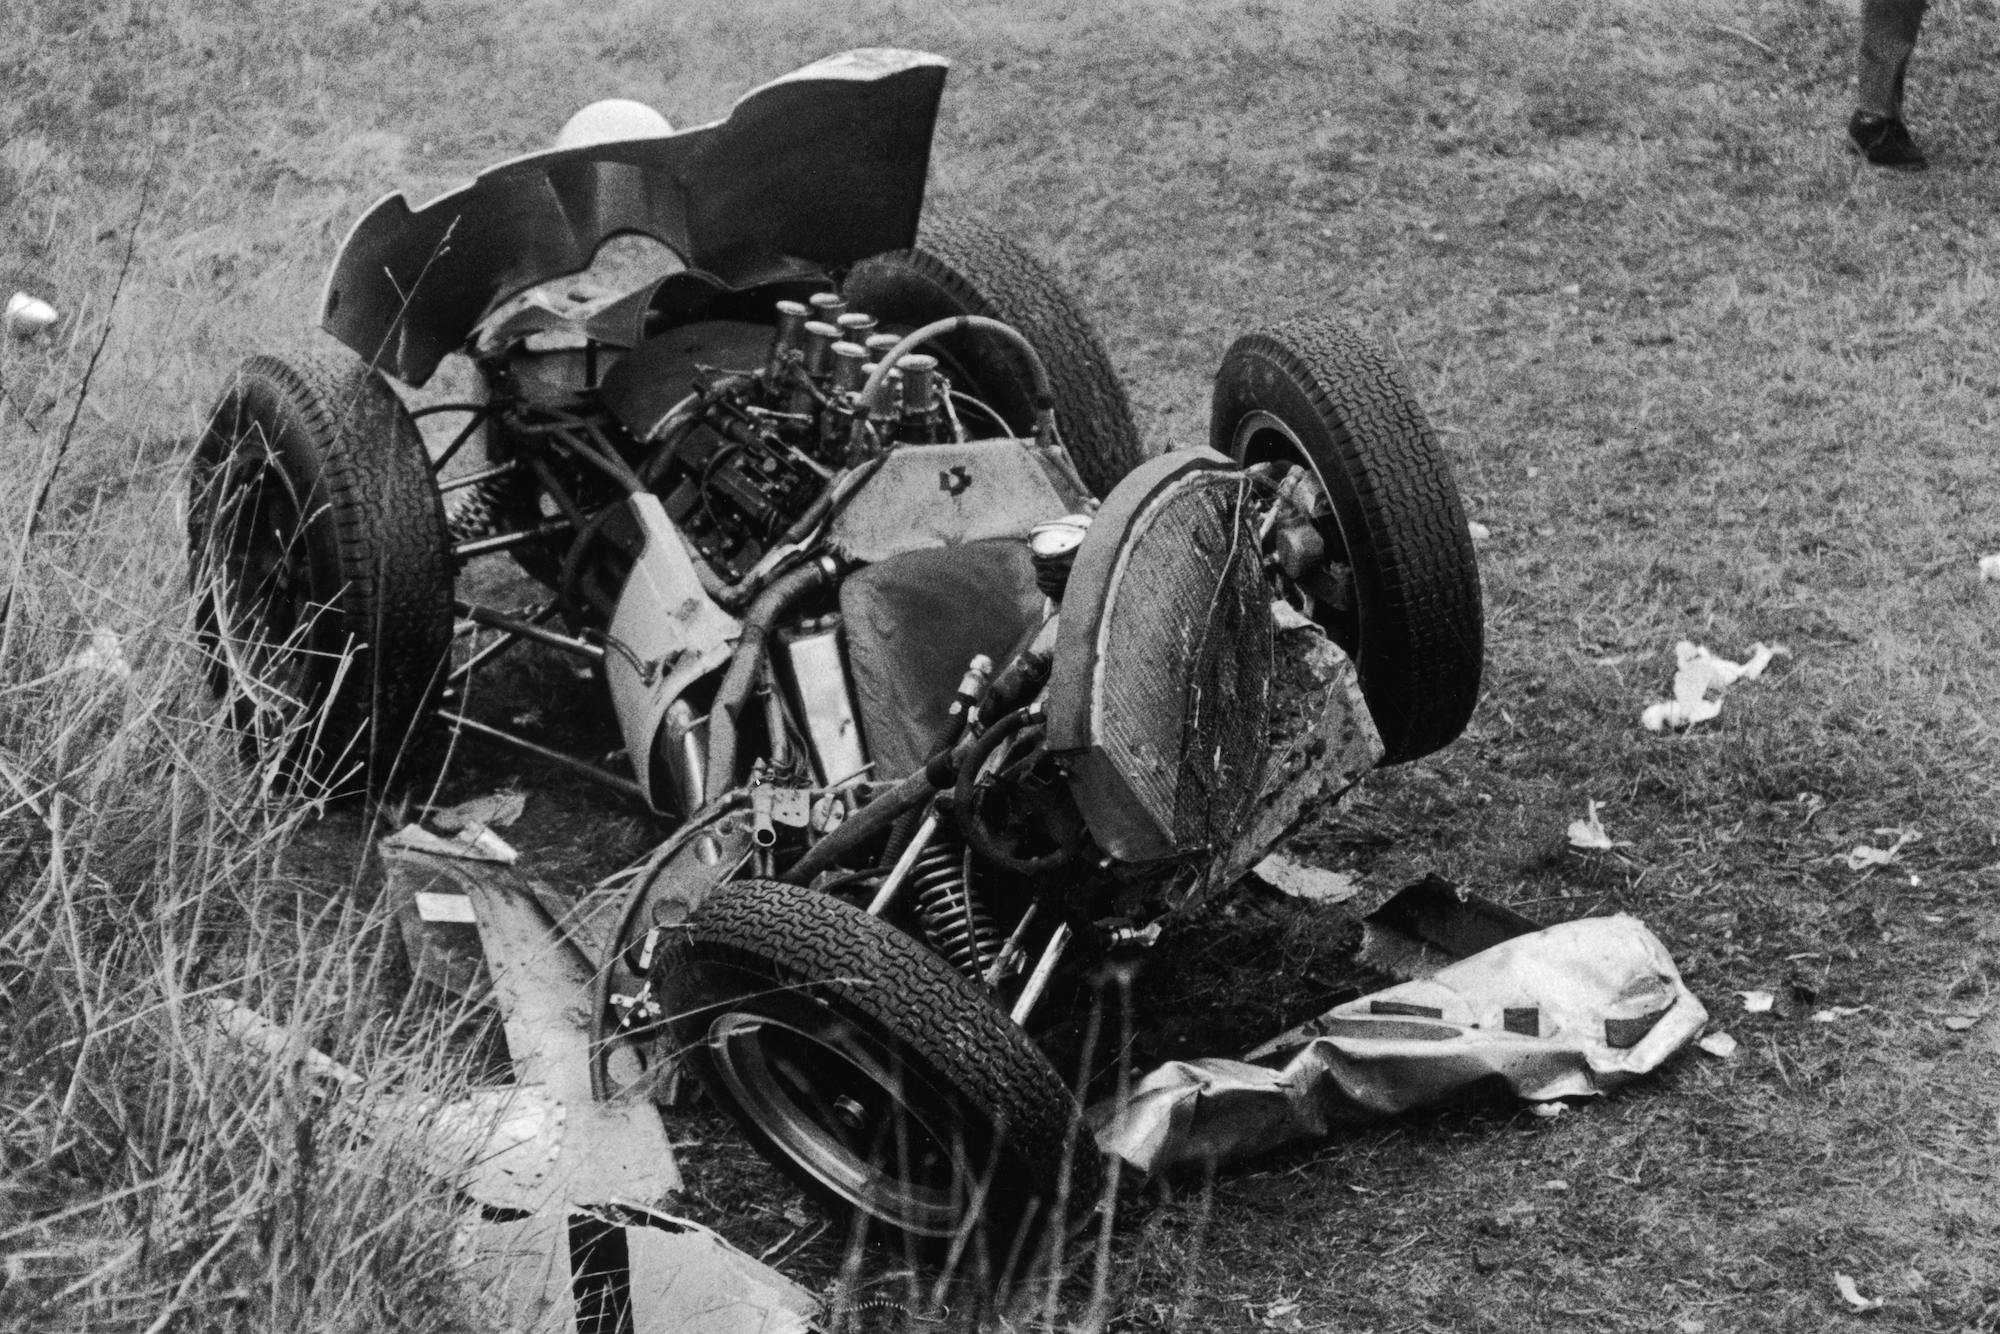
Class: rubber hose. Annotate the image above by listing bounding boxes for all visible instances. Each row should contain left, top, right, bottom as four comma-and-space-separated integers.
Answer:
702, 560, 829, 798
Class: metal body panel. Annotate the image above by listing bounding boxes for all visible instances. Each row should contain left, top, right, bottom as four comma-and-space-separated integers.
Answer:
603, 494, 741, 809
827, 436, 1087, 564
321, 49, 949, 386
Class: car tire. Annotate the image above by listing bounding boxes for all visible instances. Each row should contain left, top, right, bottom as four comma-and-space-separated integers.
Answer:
188, 345, 453, 793
1211, 316, 1482, 764
842, 215, 1147, 498
661, 878, 1101, 1270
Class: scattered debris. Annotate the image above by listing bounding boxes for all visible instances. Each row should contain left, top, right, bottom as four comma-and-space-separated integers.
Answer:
1738, 990, 1775, 1014
1566, 800, 1629, 851
1090, 911, 1707, 1172
1844, 829, 1917, 872
1640, 640, 1788, 732
1811, 1006, 1866, 1023
429, 789, 528, 831
1834, 1273, 1884, 1313
1943, 1015, 1978, 1032
1466, 520, 1492, 541
1252, 851, 1362, 903
1981, 554, 2000, 582
3, 291, 58, 339
1696, 1031, 1739, 1059
63, 629, 130, 680
1527, 1102, 1567, 1120
384, 821, 519, 864
1358, 874, 1542, 981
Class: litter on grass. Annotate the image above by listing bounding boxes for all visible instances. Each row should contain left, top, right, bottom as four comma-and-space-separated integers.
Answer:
1844, 829, 1917, 872
429, 789, 528, 831
1980, 554, 2000, 582
1640, 640, 1787, 732
1090, 900, 1707, 1172
1566, 800, 1629, 851
1835, 1273, 1884, 1313
1252, 851, 1363, 903
4, 291, 58, 338
1696, 1031, 1739, 1059
1738, 990, 1775, 1013
384, 820, 520, 864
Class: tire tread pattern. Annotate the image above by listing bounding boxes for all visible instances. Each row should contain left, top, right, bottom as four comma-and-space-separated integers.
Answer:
193, 343, 452, 783
1212, 317, 1482, 762
844, 215, 1148, 497
664, 879, 1098, 1240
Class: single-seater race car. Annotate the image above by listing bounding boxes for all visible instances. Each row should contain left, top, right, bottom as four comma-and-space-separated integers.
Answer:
188, 48, 1483, 1264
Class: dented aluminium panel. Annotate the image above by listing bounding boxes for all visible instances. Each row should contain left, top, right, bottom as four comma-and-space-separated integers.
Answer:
604, 494, 741, 810
321, 49, 949, 385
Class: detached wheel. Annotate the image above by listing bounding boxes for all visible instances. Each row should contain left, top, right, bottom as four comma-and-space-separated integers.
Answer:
1211, 316, 1482, 763
188, 345, 453, 793
661, 879, 1100, 1267
842, 215, 1147, 497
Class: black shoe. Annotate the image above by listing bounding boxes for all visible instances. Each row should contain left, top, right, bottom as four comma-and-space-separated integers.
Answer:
1848, 112, 1928, 170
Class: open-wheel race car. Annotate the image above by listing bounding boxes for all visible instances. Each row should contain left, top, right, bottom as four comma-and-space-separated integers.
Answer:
187, 50, 1483, 1267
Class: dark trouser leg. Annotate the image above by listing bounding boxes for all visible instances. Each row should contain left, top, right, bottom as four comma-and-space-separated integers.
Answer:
1857, 0, 1928, 120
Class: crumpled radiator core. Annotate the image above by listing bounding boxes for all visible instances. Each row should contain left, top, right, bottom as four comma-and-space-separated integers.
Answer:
1047, 450, 1273, 863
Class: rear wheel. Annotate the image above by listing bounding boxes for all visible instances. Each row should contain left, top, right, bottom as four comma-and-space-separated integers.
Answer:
1211, 316, 1482, 763
842, 215, 1147, 498
661, 879, 1100, 1270
188, 345, 453, 793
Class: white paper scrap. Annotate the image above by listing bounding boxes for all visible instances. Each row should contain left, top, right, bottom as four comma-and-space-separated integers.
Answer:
1640, 641, 1788, 732
66, 629, 132, 680
1253, 852, 1362, 904
1835, 1273, 1883, 1312
1844, 830, 1917, 872
1737, 990, 1775, 1014
1696, 1031, 1738, 1059
1980, 554, 2000, 582
1566, 800, 1628, 851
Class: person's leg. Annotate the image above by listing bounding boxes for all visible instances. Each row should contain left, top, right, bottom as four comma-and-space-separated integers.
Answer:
1850, 0, 1929, 166
1857, 0, 1927, 120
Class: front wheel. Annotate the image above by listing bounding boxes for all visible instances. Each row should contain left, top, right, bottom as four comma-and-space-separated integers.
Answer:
1211, 316, 1483, 764
660, 879, 1100, 1268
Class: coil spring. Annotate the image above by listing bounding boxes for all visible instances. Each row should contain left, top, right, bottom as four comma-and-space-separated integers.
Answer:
911, 827, 1002, 981
445, 473, 521, 543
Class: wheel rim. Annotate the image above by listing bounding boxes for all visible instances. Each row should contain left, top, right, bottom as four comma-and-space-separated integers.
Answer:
199, 438, 320, 722
1228, 410, 1360, 650
706, 1009, 975, 1238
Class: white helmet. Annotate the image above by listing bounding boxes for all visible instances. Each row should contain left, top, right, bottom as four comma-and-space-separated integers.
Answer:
553, 99, 673, 150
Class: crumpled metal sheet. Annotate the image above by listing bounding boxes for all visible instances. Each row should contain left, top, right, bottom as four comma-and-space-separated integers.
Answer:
1091, 914, 1708, 1173
459, 1206, 816, 1334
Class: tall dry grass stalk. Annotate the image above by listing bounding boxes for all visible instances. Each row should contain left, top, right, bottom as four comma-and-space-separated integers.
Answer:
1, 317, 480, 1333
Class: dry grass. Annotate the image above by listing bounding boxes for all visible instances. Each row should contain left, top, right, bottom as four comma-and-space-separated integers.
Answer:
6, 0, 2000, 1329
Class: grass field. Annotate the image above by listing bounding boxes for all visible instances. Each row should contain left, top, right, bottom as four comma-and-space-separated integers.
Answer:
5, 0, 2000, 1329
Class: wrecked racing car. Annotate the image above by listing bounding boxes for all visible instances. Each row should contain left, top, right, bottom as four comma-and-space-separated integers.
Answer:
187, 49, 1483, 1258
